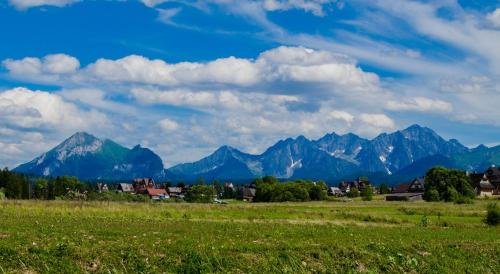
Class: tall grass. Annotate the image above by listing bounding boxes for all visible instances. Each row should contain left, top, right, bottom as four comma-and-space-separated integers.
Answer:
0, 200, 498, 273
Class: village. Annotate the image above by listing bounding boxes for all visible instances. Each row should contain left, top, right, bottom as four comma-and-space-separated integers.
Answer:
90, 166, 500, 203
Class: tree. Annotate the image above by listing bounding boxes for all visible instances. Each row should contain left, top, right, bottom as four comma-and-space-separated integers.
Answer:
254, 177, 278, 202
424, 167, 475, 202
423, 187, 440, 201
361, 185, 373, 201
34, 179, 49, 199
379, 183, 391, 194
185, 185, 215, 203
347, 187, 360, 198
196, 177, 206, 185
222, 185, 235, 199
4, 172, 26, 199
309, 182, 327, 201
212, 180, 223, 198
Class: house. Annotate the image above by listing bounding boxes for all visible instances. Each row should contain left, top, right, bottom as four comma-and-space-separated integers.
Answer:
484, 166, 500, 195
328, 187, 343, 197
392, 178, 425, 194
118, 183, 134, 193
146, 188, 169, 200
338, 181, 350, 193
386, 192, 423, 201
470, 173, 495, 197
96, 183, 109, 193
469, 167, 500, 196
342, 177, 372, 192
386, 178, 425, 201
167, 187, 184, 198
408, 178, 425, 193
241, 187, 256, 202
133, 178, 156, 194
392, 183, 410, 193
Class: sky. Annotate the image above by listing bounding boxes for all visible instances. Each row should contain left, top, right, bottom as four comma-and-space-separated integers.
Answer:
0, 0, 500, 169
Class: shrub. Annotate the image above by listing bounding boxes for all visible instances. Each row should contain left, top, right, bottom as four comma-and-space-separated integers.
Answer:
455, 196, 474, 204
485, 203, 500, 226
423, 188, 440, 201
443, 186, 460, 202
347, 188, 360, 198
361, 186, 373, 201
379, 183, 391, 194
0, 188, 5, 200
185, 185, 215, 203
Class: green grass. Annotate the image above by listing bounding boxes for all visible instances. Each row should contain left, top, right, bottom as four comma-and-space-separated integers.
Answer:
0, 199, 498, 273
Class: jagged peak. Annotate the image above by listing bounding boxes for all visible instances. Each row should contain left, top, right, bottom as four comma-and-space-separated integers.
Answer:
295, 135, 308, 141
66, 131, 98, 141
57, 132, 101, 149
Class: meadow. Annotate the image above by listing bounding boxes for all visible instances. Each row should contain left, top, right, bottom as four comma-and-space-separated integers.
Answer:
0, 199, 498, 273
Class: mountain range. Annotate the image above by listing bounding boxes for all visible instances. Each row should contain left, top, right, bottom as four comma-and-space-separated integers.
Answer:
13, 125, 500, 184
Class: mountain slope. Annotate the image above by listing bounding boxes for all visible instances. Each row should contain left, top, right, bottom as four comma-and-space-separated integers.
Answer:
14, 126, 500, 182
166, 124, 485, 182
14, 132, 165, 180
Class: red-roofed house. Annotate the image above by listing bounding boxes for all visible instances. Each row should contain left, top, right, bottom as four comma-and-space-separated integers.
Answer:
146, 188, 169, 200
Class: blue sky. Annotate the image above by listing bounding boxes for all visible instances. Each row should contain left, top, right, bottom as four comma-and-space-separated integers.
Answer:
0, 0, 499, 168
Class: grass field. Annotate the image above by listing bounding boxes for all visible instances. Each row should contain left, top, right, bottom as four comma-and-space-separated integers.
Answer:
0, 199, 498, 273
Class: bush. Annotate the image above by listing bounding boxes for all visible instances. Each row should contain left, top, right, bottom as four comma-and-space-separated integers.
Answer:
443, 186, 460, 202
455, 196, 474, 204
485, 203, 500, 226
423, 188, 440, 201
347, 188, 360, 198
361, 186, 373, 201
185, 185, 215, 203
0, 188, 5, 200
379, 183, 391, 194
253, 177, 329, 202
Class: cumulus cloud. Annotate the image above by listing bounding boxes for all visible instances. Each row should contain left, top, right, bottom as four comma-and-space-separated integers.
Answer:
131, 87, 298, 112
8, 0, 78, 10
386, 97, 452, 113
358, 113, 395, 129
0, 87, 107, 131
3, 54, 79, 82
158, 118, 179, 132
487, 8, 500, 28
3, 47, 379, 92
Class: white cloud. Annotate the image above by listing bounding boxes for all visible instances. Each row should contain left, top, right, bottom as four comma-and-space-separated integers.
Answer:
487, 8, 500, 28
59, 88, 137, 115
440, 76, 496, 94
3, 54, 79, 82
328, 110, 354, 124
358, 113, 395, 129
132, 88, 218, 107
42, 54, 80, 74
0, 87, 108, 131
386, 97, 452, 113
4, 47, 379, 92
158, 118, 179, 131
141, 0, 170, 8
8, 0, 78, 10
262, 0, 335, 16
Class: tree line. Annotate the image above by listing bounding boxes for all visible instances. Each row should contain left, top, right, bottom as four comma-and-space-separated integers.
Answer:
0, 168, 91, 200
